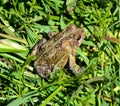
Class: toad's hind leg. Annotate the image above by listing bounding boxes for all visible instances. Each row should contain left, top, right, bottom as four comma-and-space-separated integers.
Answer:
31, 38, 46, 56
35, 65, 51, 79
69, 53, 84, 75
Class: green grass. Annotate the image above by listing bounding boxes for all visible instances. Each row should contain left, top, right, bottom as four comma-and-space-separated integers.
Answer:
0, 0, 120, 106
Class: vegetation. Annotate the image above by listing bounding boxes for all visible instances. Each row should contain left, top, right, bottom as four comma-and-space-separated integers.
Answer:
0, 0, 120, 105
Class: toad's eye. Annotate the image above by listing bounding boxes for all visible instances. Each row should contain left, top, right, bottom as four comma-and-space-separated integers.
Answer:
77, 36, 81, 41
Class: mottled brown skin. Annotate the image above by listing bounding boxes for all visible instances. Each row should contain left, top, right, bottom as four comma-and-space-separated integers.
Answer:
31, 24, 85, 78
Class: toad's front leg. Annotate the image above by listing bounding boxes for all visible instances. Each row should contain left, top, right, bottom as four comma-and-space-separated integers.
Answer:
69, 53, 84, 75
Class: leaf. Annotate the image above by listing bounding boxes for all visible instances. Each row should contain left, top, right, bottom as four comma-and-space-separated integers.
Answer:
0, 33, 27, 44
66, 0, 77, 13
77, 48, 89, 65
7, 91, 39, 106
